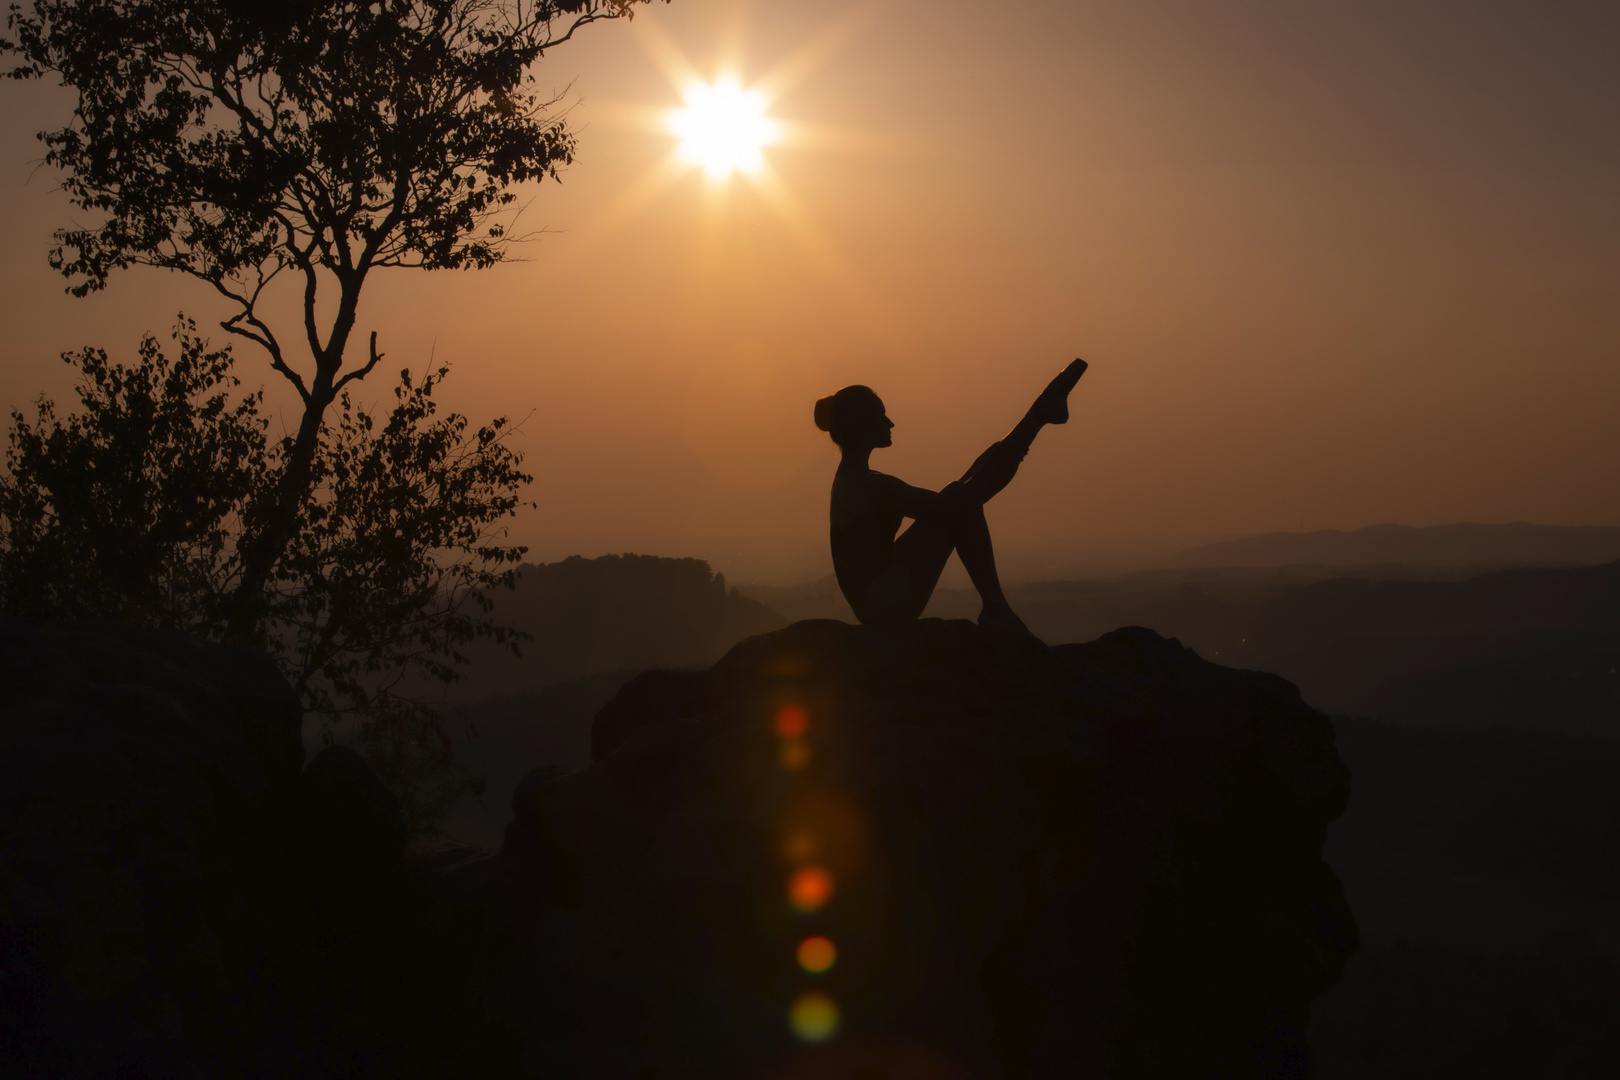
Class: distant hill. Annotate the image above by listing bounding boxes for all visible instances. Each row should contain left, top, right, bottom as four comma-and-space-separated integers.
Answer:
1173, 523, 1620, 571
1003, 560, 1620, 739
730, 573, 856, 623
435, 554, 786, 701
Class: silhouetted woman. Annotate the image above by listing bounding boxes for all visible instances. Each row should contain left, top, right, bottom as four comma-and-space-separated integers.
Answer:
815, 359, 1087, 633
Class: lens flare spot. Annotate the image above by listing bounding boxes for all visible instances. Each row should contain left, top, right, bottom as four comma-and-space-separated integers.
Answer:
788, 865, 835, 913
769, 654, 813, 677
783, 829, 819, 863
775, 704, 809, 739
797, 935, 838, 974
780, 739, 811, 771
788, 990, 841, 1043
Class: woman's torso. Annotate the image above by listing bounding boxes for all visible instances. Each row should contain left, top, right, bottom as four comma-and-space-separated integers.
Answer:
829, 465, 906, 614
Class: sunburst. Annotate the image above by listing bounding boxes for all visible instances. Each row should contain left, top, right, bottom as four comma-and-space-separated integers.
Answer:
580, 8, 891, 322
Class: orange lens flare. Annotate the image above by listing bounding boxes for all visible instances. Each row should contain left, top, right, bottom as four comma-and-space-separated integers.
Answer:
788, 990, 841, 1043
780, 740, 811, 771
783, 829, 819, 863
788, 865, 835, 913
797, 935, 838, 974
775, 704, 809, 739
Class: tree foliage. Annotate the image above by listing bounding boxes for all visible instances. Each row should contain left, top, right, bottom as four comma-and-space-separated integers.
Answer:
2, 0, 658, 633
0, 323, 533, 830
0, 320, 265, 629
276, 358, 533, 713
354, 693, 486, 839
3, 0, 649, 303
1, 320, 531, 700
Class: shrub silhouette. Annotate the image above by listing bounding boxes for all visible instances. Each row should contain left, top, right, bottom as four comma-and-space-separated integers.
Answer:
1, 321, 528, 833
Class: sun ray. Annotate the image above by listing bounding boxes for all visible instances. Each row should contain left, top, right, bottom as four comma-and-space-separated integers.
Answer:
771, 118, 930, 159
629, 14, 705, 92
713, 0, 754, 79
741, 164, 891, 332
578, 150, 694, 240
754, 1, 891, 102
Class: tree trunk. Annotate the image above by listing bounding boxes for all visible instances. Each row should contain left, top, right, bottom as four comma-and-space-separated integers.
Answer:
224, 288, 362, 642
223, 388, 331, 642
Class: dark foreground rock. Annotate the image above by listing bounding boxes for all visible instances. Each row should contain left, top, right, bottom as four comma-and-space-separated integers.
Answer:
491, 619, 1357, 1078
1, 616, 1356, 1079
0, 620, 509, 1079
0, 619, 302, 1078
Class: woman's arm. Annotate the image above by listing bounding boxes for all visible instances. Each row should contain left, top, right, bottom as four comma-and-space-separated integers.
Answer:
874, 472, 958, 520
955, 441, 1026, 504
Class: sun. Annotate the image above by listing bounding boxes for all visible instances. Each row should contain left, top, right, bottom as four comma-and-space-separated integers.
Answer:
592, 13, 882, 317
668, 76, 779, 179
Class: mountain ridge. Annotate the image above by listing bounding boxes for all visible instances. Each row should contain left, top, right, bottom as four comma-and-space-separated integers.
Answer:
1172, 522, 1620, 571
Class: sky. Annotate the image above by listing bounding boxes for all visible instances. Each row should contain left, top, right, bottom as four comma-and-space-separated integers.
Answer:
1, 0, 1616, 582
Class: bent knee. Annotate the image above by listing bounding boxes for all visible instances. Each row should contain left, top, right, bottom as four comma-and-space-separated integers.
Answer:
945, 494, 987, 525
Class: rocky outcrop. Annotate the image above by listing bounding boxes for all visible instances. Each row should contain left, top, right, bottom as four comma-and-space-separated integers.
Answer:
496, 618, 1357, 1078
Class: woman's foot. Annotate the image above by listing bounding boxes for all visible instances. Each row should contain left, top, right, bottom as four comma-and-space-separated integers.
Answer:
1032, 358, 1088, 425
978, 598, 1040, 640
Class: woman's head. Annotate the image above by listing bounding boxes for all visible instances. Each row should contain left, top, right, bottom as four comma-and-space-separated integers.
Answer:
814, 385, 892, 449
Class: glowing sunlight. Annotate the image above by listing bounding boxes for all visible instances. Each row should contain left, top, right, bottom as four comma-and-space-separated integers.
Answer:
668, 76, 779, 179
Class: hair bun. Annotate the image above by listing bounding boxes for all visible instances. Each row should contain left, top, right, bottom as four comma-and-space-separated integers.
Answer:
813, 394, 836, 432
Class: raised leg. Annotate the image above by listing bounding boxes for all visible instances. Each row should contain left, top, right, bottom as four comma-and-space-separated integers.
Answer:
958, 440, 1029, 505
959, 359, 1087, 504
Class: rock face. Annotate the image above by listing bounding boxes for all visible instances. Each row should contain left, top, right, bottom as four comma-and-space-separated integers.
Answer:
498, 619, 1357, 1078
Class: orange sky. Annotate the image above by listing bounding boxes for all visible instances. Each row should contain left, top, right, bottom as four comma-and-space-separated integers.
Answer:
1, 0, 1616, 582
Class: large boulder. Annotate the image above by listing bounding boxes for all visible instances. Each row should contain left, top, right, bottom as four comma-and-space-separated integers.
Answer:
496, 619, 1357, 1078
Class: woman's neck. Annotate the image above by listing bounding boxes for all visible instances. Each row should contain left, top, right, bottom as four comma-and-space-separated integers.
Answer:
839, 446, 874, 471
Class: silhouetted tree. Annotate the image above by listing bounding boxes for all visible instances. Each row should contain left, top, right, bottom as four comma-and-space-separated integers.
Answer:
355, 693, 486, 838
0, 320, 265, 628
274, 353, 533, 715
3, 0, 659, 636
0, 322, 531, 830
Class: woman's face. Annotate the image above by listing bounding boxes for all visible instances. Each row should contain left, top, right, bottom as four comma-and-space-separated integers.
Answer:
852, 394, 894, 449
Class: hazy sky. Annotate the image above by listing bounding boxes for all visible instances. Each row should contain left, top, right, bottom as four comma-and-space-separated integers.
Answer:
1, 0, 1616, 577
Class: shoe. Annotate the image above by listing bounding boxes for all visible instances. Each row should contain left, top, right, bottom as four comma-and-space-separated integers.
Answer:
1033, 358, 1088, 425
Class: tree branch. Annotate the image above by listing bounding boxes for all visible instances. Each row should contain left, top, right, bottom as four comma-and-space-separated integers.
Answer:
334, 332, 387, 394
208, 276, 313, 407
